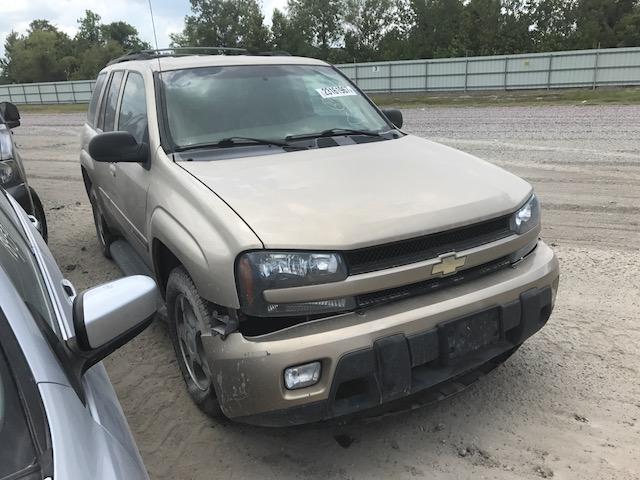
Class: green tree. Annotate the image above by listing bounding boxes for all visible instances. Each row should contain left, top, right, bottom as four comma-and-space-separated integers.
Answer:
343, 0, 398, 61
459, 0, 503, 56
573, 0, 638, 48
271, 8, 315, 55
73, 42, 125, 80
530, 0, 577, 51
0, 21, 73, 83
100, 22, 151, 51
170, 0, 271, 51
498, 0, 535, 54
409, 0, 465, 58
615, 3, 640, 46
287, 0, 345, 57
76, 10, 103, 48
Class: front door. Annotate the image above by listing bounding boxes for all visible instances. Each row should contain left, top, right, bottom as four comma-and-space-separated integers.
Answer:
111, 71, 151, 260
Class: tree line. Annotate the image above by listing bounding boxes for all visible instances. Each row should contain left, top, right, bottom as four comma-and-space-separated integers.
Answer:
0, 11, 150, 84
171, 0, 640, 63
2, 0, 640, 84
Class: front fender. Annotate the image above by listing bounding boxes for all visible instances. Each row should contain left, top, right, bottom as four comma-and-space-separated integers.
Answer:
149, 207, 242, 307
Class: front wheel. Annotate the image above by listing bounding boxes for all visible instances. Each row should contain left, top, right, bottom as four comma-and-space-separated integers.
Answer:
166, 266, 223, 418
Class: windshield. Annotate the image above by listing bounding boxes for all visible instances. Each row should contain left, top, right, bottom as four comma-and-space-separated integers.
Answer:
161, 64, 391, 149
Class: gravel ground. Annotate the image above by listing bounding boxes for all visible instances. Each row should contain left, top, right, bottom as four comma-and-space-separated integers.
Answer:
14, 105, 640, 480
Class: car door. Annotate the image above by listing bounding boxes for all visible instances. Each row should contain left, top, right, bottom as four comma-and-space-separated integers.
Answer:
110, 70, 151, 258
0, 191, 148, 479
93, 69, 127, 233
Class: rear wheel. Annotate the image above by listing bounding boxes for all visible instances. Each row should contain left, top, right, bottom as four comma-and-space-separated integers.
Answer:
166, 266, 223, 418
89, 186, 114, 259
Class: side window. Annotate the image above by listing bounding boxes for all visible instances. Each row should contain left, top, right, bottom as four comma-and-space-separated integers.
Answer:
87, 72, 108, 127
0, 203, 58, 337
101, 70, 124, 132
117, 72, 148, 143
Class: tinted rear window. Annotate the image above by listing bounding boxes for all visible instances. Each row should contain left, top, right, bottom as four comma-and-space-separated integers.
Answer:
87, 72, 107, 127
102, 71, 124, 132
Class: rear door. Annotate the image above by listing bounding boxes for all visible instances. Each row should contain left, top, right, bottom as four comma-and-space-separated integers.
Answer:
110, 70, 152, 258
93, 70, 126, 231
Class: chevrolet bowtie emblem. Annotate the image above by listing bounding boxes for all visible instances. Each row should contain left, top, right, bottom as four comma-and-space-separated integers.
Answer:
431, 254, 466, 276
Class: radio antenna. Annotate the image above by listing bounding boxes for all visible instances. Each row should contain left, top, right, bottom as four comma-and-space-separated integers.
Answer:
147, 0, 162, 72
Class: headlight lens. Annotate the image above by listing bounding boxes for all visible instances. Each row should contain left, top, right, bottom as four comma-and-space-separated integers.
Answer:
0, 160, 16, 186
237, 251, 353, 317
512, 194, 540, 234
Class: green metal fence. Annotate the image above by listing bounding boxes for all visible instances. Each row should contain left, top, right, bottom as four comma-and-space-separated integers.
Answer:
0, 79, 95, 105
1, 46, 639, 104
338, 46, 640, 93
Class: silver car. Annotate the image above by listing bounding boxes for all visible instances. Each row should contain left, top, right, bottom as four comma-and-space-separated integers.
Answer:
0, 188, 155, 479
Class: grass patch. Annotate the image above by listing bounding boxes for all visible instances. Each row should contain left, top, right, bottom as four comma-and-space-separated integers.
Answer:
18, 103, 88, 114
371, 87, 640, 108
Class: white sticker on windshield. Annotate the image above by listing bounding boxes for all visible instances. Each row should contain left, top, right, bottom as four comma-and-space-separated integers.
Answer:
316, 85, 357, 99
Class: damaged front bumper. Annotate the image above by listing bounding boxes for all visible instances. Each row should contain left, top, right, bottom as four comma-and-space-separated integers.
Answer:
202, 241, 559, 426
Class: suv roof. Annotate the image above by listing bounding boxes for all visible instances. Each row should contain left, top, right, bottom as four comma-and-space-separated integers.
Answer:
102, 49, 328, 73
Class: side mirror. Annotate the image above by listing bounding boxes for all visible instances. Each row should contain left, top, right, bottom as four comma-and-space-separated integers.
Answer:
88, 131, 148, 163
0, 102, 20, 129
382, 109, 403, 129
72, 276, 158, 371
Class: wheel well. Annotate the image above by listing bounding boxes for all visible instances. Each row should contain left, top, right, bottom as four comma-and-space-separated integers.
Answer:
81, 167, 92, 195
152, 239, 182, 297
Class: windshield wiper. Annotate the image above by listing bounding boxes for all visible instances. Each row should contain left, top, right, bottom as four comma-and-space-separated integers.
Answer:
286, 128, 384, 141
175, 136, 306, 152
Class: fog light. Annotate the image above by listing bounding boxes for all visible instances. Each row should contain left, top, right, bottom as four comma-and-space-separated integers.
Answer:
284, 361, 321, 390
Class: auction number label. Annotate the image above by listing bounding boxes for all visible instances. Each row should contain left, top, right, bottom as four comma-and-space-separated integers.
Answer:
316, 85, 357, 99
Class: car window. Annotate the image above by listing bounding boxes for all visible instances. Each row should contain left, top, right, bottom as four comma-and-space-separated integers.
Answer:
117, 72, 148, 143
102, 70, 125, 132
0, 203, 59, 337
87, 72, 108, 127
161, 65, 390, 149
0, 346, 38, 478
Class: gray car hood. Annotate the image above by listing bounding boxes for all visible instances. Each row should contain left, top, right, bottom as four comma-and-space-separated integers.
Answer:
179, 135, 532, 250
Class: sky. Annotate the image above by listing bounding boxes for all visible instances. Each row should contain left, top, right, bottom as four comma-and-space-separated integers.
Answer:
0, 0, 288, 57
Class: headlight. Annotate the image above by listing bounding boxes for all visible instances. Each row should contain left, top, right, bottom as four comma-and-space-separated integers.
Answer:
236, 251, 354, 317
511, 194, 540, 234
0, 160, 16, 186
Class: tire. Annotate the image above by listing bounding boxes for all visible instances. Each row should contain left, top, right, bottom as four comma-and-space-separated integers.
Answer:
29, 188, 48, 243
166, 266, 223, 418
89, 185, 115, 259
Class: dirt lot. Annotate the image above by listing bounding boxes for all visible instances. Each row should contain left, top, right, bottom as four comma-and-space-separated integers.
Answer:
15, 105, 640, 479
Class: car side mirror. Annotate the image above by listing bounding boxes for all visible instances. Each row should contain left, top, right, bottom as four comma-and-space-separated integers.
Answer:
89, 131, 148, 163
382, 109, 403, 129
72, 276, 158, 372
0, 101, 20, 129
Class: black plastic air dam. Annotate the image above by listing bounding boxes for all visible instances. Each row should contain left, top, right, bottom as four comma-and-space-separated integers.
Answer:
234, 286, 553, 427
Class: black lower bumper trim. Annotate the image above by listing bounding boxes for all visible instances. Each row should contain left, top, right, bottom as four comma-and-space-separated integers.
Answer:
235, 286, 553, 427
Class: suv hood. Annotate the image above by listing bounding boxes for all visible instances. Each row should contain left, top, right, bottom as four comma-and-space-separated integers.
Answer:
179, 135, 531, 250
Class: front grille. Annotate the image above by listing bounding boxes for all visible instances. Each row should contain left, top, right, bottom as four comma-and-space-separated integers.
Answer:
345, 215, 512, 275
356, 256, 512, 309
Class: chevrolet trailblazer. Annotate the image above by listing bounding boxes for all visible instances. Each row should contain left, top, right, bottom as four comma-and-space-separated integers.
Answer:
79, 48, 559, 426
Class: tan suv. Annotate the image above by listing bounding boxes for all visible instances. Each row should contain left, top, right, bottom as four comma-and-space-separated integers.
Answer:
80, 48, 559, 426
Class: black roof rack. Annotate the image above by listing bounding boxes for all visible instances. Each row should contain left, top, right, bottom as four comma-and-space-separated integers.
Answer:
107, 47, 291, 65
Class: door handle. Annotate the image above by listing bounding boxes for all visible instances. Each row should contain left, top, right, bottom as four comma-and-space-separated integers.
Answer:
109, 163, 116, 177
61, 279, 77, 302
